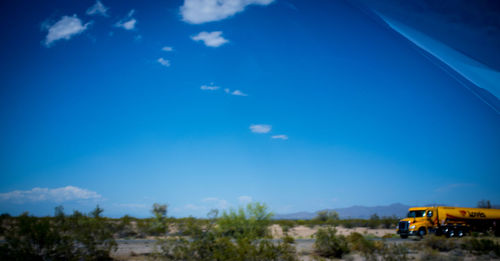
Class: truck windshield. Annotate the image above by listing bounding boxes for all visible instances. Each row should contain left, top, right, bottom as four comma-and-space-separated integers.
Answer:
407, 210, 426, 218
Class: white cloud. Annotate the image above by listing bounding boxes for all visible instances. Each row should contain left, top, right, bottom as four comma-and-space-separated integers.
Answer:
201, 84, 220, 91
231, 90, 247, 96
86, 0, 109, 16
192, 31, 228, 47
271, 134, 288, 140
162, 46, 173, 51
115, 10, 136, 30
44, 15, 90, 47
250, 124, 271, 134
184, 203, 204, 211
180, 0, 274, 24
157, 57, 170, 67
434, 183, 475, 193
238, 196, 252, 205
0, 186, 101, 203
117, 19, 136, 30
224, 88, 230, 93
202, 197, 229, 209
117, 203, 148, 209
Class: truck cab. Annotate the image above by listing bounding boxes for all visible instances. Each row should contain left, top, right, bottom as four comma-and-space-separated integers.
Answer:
397, 207, 436, 238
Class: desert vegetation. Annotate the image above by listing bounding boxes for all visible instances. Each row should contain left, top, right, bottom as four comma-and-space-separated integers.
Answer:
1, 203, 500, 260
0, 206, 116, 260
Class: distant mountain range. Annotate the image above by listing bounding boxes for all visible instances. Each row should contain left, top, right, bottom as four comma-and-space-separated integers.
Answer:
274, 203, 411, 220
274, 203, 500, 220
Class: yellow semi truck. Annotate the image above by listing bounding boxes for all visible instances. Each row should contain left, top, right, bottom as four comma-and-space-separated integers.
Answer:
397, 206, 500, 238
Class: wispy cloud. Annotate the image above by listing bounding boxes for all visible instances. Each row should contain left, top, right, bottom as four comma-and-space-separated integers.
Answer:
192, 31, 228, 47
117, 203, 148, 209
0, 186, 101, 204
184, 203, 205, 211
434, 183, 476, 193
157, 57, 170, 67
162, 46, 173, 52
238, 195, 252, 205
180, 0, 274, 24
115, 10, 136, 30
223, 88, 248, 96
250, 124, 271, 134
201, 84, 220, 91
86, 0, 109, 17
231, 90, 248, 96
43, 15, 90, 47
202, 197, 229, 209
271, 134, 288, 140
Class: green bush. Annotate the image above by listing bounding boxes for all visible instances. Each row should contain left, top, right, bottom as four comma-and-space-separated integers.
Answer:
217, 202, 273, 240
156, 202, 298, 261
283, 234, 295, 244
376, 242, 409, 261
115, 214, 138, 238
313, 227, 349, 258
461, 237, 500, 256
347, 232, 377, 259
0, 206, 116, 261
149, 203, 169, 236
368, 214, 380, 229
314, 210, 340, 225
421, 235, 458, 252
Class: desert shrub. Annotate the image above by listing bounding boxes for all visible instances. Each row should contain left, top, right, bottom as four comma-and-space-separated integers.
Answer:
380, 215, 398, 229
418, 248, 449, 261
296, 219, 307, 226
281, 224, 291, 233
149, 203, 169, 236
136, 218, 152, 237
275, 219, 296, 233
347, 232, 377, 259
377, 242, 409, 261
0, 213, 10, 236
368, 214, 380, 229
0, 206, 116, 261
254, 238, 298, 261
283, 234, 295, 244
66, 206, 117, 259
314, 210, 340, 225
313, 227, 350, 258
342, 220, 356, 228
218, 202, 273, 240
382, 233, 396, 239
156, 204, 298, 261
461, 237, 500, 256
116, 215, 138, 238
133, 203, 170, 237
0, 213, 75, 260
421, 235, 458, 252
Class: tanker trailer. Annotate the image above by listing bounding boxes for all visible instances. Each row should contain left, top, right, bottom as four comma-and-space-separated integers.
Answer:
397, 206, 500, 238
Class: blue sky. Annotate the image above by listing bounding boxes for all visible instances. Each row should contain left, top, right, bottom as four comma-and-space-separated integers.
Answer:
0, 0, 499, 218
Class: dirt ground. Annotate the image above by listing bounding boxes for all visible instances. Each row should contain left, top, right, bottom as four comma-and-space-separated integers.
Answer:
269, 224, 395, 239
112, 225, 398, 260
111, 226, 500, 260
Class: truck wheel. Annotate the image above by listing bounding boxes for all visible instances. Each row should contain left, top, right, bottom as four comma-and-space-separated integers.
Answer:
457, 230, 464, 237
400, 234, 408, 239
418, 227, 427, 238
446, 230, 455, 238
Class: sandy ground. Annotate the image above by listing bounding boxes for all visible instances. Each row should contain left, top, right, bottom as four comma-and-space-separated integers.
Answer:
112, 225, 398, 260
269, 224, 396, 239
